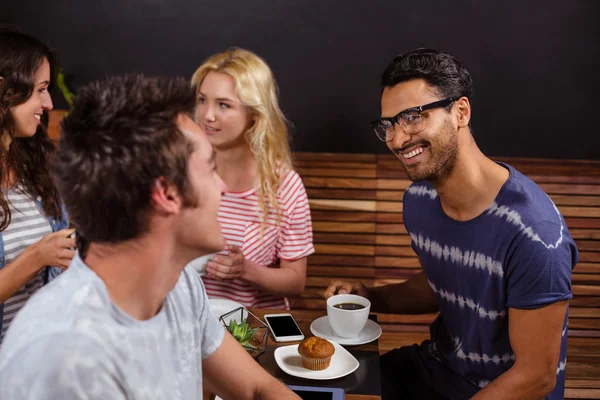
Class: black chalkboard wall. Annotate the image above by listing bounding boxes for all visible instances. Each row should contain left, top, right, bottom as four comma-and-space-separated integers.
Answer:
4, 0, 600, 159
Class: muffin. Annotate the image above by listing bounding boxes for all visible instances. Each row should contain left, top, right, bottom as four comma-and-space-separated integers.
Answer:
298, 336, 335, 370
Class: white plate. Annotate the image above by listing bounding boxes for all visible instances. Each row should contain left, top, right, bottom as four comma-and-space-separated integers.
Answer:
274, 341, 359, 380
208, 298, 246, 325
310, 316, 382, 346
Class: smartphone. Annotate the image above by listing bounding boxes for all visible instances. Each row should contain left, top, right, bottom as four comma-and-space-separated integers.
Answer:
286, 385, 344, 400
216, 388, 343, 400
263, 313, 304, 342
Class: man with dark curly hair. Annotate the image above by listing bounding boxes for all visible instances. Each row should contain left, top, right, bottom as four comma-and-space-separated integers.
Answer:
326, 49, 578, 400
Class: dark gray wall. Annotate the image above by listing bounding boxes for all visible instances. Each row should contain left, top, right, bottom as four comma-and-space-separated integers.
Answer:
5, 0, 600, 159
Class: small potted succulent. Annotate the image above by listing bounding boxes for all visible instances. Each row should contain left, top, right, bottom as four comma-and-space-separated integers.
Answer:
219, 307, 268, 360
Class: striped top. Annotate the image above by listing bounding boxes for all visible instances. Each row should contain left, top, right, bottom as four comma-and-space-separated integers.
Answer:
1, 187, 52, 343
202, 169, 314, 309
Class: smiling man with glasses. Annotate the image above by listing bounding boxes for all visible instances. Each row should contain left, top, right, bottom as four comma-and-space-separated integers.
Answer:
325, 48, 578, 400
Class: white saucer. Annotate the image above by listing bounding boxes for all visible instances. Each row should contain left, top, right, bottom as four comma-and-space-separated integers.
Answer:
310, 316, 382, 346
274, 341, 359, 380
208, 298, 246, 325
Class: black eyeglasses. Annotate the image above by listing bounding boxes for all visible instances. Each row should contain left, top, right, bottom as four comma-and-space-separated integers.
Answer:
370, 97, 457, 142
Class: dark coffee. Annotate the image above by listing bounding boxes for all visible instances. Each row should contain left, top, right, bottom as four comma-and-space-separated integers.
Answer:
333, 302, 365, 310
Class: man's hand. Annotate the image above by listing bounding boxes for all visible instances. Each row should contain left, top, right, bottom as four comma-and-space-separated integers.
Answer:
32, 229, 76, 270
203, 332, 301, 400
206, 245, 245, 281
324, 272, 439, 314
324, 280, 369, 299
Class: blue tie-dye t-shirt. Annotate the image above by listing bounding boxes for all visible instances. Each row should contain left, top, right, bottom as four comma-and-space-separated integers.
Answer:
403, 163, 578, 399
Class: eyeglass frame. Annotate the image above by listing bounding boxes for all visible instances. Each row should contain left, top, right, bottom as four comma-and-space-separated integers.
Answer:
370, 97, 458, 142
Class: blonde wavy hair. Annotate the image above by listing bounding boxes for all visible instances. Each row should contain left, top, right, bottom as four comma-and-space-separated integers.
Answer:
191, 48, 292, 226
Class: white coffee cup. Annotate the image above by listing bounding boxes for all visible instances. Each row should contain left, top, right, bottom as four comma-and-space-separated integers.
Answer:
188, 253, 218, 277
326, 294, 371, 338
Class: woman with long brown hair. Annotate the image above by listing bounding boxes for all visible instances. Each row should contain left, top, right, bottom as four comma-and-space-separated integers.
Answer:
0, 28, 75, 342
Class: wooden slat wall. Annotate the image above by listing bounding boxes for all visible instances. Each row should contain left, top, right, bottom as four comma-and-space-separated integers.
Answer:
291, 152, 600, 399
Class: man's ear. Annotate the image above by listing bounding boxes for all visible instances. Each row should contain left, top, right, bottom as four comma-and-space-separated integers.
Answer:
151, 177, 182, 214
456, 96, 471, 129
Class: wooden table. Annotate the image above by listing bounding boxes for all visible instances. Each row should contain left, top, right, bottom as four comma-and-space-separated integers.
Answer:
253, 308, 381, 400
207, 308, 382, 400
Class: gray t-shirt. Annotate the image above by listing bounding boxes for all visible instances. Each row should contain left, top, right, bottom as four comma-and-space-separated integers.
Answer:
0, 254, 225, 399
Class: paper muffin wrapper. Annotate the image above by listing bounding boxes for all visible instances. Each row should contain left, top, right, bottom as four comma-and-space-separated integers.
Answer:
300, 355, 333, 371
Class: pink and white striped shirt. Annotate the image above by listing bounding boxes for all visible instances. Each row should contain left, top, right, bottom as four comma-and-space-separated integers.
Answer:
202, 169, 314, 309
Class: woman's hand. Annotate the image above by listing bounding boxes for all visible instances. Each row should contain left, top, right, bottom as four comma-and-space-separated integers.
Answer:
31, 229, 76, 270
206, 245, 245, 281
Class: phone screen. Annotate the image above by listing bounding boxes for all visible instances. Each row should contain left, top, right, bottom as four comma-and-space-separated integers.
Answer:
265, 315, 302, 337
293, 390, 333, 400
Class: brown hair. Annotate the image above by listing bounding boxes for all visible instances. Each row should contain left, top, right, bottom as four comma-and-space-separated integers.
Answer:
54, 74, 197, 244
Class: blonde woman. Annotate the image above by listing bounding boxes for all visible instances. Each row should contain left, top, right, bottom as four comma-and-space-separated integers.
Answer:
191, 48, 314, 309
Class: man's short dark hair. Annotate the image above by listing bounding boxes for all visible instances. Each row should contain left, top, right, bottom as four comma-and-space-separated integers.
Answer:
54, 75, 197, 246
381, 48, 474, 129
